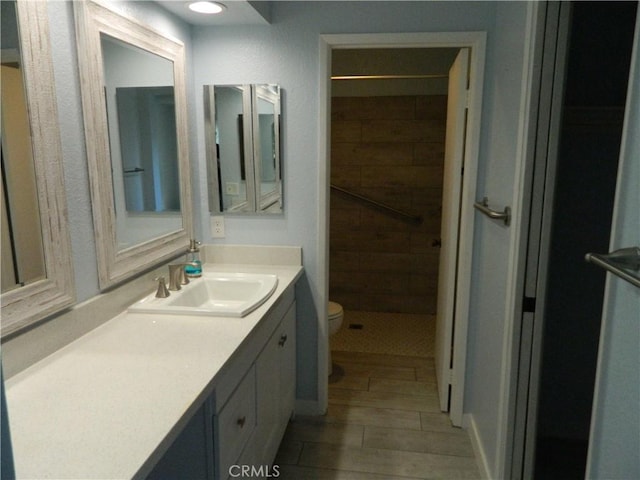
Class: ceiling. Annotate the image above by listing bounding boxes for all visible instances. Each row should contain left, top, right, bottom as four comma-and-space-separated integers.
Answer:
155, 0, 270, 26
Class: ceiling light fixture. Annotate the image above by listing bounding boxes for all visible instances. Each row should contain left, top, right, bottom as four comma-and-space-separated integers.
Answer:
188, 1, 226, 14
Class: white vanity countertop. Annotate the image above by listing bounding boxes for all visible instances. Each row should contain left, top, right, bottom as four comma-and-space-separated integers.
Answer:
5, 263, 303, 479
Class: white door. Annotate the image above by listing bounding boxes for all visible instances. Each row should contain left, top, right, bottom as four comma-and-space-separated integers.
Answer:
435, 48, 469, 413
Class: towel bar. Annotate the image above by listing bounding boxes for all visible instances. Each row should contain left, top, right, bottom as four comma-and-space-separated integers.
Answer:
473, 197, 511, 226
585, 247, 640, 288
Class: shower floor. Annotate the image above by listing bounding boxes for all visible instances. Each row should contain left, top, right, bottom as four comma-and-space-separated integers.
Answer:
331, 310, 435, 358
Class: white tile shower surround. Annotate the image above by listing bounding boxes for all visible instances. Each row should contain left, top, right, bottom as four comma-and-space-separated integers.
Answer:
274, 311, 481, 479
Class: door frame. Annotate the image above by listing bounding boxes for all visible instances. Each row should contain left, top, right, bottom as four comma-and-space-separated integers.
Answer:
507, 2, 639, 477
507, 3, 571, 478
317, 31, 486, 424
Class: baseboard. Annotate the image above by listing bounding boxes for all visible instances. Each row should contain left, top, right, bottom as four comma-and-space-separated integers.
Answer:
464, 413, 492, 479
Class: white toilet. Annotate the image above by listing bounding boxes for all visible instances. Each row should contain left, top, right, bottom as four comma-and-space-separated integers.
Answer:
328, 301, 344, 375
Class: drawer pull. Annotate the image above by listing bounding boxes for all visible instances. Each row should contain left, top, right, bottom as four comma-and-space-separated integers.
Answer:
278, 334, 288, 347
237, 416, 246, 428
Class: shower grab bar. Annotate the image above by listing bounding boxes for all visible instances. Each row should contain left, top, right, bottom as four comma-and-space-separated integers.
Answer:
330, 184, 422, 225
473, 197, 511, 226
585, 247, 640, 288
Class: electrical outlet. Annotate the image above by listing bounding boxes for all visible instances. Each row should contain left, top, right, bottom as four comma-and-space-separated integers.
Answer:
211, 215, 225, 238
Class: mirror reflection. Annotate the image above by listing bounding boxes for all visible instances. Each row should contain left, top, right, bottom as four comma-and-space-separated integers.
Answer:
1, 0, 74, 335
209, 85, 251, 212
117, 86, 179, 212
204, 84, 282, 214
101, 33, 182, 249
1, 0, 45, 293
255, 85, 281, 212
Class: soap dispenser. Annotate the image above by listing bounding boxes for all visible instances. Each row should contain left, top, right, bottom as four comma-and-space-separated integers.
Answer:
185, 239, 202, 278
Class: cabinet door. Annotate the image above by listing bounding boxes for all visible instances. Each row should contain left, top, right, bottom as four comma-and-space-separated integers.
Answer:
254, 322, 281, 464
214, 366, 256, 479
254, 301, 297, 466
278, 302, 296, 425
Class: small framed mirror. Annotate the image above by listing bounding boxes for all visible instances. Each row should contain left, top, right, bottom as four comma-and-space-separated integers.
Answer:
74, 1, 193, 290
1, 1, 75, 337
204, 84, 282, 214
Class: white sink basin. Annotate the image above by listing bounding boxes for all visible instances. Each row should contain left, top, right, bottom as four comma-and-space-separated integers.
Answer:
129, 272, 278, 317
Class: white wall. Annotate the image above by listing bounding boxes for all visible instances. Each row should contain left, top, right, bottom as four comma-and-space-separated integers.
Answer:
587, 10, 640, 478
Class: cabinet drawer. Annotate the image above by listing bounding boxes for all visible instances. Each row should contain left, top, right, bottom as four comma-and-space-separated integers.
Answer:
214, 366, 256, 479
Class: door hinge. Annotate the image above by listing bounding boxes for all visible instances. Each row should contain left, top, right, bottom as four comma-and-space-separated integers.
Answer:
523, 296, 536, 313
448, 368, 455, 385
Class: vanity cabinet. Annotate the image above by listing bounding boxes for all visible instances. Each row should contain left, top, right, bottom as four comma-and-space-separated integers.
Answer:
213, 296, 296, 480
148, 287, 296, 480
246, 301, 296, 469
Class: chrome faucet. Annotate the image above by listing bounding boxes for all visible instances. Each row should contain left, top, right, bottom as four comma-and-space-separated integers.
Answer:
168, 264, 189, 291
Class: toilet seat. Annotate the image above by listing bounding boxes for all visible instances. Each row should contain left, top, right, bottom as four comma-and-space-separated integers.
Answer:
328, 301, 343, 320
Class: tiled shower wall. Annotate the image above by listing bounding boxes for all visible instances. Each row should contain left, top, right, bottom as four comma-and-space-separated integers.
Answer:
329, 95, 447, 314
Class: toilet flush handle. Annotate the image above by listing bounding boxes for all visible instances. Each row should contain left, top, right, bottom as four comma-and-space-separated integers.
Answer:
278, 334, 288, 347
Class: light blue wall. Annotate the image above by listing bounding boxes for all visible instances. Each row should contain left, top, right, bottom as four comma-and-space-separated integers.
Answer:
587, 11, 640, 478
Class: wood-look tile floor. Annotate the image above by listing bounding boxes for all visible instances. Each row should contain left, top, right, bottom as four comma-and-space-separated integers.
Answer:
275, 351, 481, 479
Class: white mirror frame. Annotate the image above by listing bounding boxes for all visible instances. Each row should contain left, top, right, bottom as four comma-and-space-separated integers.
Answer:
1, 1, 75, 338
74, 0, 193, 290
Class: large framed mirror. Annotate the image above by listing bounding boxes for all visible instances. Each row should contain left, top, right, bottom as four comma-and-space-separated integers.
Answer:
1, 1, 75, 337
74, 1, 193, 290
204, 84, 282, 214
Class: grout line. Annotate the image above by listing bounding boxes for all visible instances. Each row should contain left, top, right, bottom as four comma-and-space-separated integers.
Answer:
295, 441, 305, 465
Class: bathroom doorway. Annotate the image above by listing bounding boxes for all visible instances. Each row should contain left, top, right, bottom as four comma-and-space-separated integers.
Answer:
319, 32, 486, 425
328, 46, 458, 360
